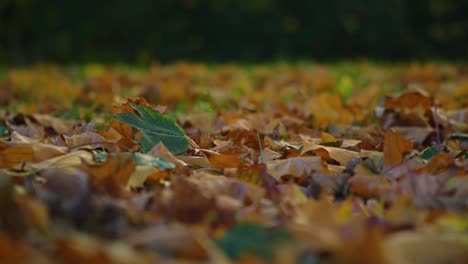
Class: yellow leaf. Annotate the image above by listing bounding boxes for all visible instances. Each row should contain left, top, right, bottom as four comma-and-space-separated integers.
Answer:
320, 132, 337, 144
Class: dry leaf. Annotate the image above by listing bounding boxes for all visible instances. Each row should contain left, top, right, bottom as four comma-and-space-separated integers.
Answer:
209, 153, 242, 169
80, 155, 136, 197
266, 156, 324, 181
0, 141, 34, 168
383, 130, 413, 170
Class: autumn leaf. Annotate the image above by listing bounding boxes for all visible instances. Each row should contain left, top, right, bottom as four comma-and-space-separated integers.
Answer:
80, 154, 136, 197
112, 103, 189, 154
2, 63, 468, 263
208, 153, 242, 169
303, 93, 354, 129
348, 175, 392, 199
384, 91, 433, 111
383, 130, 413, 170
0, 141, 34, 168
266, 156, 324, 181
320, 131, 337, 144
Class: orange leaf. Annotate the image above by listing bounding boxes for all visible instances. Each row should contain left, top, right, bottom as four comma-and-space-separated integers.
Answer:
348, 175, 391, 199
383, 130, 413, 170
209, 154, 242, 169
0, 235, 31, 263
80, 155, 135, 197
303, 93, 354, 129
384, 91, 433, 111
416, 153, 454, 175
0, 141, 34, 168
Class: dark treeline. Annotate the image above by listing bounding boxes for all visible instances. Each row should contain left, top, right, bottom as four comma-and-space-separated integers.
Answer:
1, 0, 467, 64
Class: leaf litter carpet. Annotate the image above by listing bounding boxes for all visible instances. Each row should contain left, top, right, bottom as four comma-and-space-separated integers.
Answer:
0, 63, 467, 263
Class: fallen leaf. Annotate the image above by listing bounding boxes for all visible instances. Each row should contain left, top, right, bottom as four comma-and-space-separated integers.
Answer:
383, 130, 413, 170
80, 155, 136, 197
384, 231, 468, 264
217, 223, 293, 260
300, 141, 359, 166
209, 153, 242, 169
385, 91, 433, 111
63, 131, 118, 151
349, 175, 392, 199
0, 141, 33, 168
112, 103, 189, 154
266, 156, 324, 181
303, 93, 354, 129
320, 131, 337, 144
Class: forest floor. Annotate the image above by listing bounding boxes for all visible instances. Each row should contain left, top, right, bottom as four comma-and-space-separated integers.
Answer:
0, 62, 467, 263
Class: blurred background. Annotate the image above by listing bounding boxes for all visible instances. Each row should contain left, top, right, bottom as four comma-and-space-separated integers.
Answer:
1, 0, 467, 64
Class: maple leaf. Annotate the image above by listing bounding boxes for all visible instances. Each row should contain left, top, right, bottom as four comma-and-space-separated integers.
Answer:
111, 103, 189, 155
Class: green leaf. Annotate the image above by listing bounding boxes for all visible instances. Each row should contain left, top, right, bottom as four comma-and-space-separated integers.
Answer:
450, 133, 468, 141
419, 146, 439, 160
111, 104, 189, 154
217, 223, 293, 260
0, 122, 8, 138
336, 75, 354, 101
131, 152, 175, 169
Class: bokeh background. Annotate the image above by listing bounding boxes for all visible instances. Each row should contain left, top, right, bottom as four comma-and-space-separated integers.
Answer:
1, 0, 467, 64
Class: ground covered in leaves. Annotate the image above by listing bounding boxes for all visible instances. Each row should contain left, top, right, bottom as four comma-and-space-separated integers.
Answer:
0, 62, 467, 263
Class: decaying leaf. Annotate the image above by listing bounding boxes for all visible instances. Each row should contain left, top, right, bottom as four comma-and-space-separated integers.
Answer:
1, 63, 468, 263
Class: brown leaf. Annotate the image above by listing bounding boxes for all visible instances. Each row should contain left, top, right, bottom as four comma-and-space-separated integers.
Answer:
349, 175, 392, 199
416, 153, 454, 175
80, 155, 136, 197
303, 93, 354, 129
384, 232, 468, 264
301, 141, 359, 166
31, 113, 75, 134
266, 156, 324, 181
391, 126, 434, 145
176, 155, 211, 168
383, 130, 413, 170
190, 171, 266, 206
63, 131, 118, 151
16, 195, 49, 233
260, 148, 282, 163
124, 226, 208, 261
10, 132, 67, 162
208, 153, 242, 169
147, 142, 187, 167
0, 234, 31, 263
40, 167, 89, 200
163, 179, 234, 225
385, 91, 433, 111
0, 141, 34, 168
